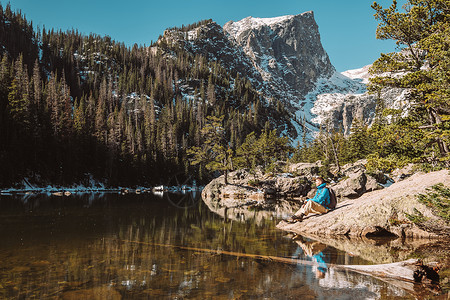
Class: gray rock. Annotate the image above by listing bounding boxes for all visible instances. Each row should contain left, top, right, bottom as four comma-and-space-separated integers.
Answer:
277, 170, 450, 239
201, 169, 312, 207
289, 161, 321, 178
275, 176, 311, 197
391, 163, 419, 182
329, 159, 384, 199
332, 170, 383, 199
340, 159, 367, 176
332, 171, 368, 198
365, 175, 381, 192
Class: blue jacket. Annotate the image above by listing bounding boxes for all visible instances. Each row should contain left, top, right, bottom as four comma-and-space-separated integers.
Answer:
312, 252, 328, 274
309, 183, 330, 209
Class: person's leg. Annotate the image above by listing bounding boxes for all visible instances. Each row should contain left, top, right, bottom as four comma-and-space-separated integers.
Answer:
294, 200, 327, 216
305, 200, 328, 215
291, 200, 328, 220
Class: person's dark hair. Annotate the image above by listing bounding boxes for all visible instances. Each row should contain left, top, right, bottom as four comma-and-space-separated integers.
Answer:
314, 176, 325, 182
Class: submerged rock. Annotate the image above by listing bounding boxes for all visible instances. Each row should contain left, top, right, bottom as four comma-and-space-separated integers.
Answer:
61, 286, 121, 300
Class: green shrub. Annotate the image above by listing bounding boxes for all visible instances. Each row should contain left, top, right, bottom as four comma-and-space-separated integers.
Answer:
405, 208, 427, 224
416, 183, 450, 223
366, 153, 411, 173
248, 179, 261, 187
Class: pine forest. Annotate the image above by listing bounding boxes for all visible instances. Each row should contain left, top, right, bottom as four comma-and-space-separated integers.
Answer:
0, 0, 449, 188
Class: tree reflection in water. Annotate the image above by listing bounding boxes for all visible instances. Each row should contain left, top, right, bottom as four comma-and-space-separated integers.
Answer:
0, 192, 446, 299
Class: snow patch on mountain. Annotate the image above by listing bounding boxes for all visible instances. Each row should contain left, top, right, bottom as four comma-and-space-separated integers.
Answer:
289, 71, 367, 143
223, 11, 338, 142
307, 63, 411, 136
308, 71, 367, 124
160, 13, 399, 143
225, 15, 298, 38
341, 65, 372, 84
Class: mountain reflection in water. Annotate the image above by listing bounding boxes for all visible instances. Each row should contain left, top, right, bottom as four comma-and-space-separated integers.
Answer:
0, 192, 446, 299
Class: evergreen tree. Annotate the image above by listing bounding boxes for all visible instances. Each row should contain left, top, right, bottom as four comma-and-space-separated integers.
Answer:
345, 119, 372, 163
370, 0, 450, 169
8, 55, 30, 131
188, 115, 233, 184
0, 4, 293, 185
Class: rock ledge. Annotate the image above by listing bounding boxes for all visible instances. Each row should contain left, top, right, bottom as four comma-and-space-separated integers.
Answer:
277, 170, 450, 239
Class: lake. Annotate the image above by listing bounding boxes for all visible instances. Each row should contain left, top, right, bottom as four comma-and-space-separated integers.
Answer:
0, 192, 447, 299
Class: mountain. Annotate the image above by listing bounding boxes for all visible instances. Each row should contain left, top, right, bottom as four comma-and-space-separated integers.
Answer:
223, 12, 334, 101
0, 6, 295, 186
158, 12, 368, 141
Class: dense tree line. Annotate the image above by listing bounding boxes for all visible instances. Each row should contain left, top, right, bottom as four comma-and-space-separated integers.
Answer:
292, 120, 377, 175
188, 117, 291, 183
0, 3, 292, 186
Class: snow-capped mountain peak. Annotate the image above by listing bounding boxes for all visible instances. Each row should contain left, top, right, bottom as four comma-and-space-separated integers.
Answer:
224, 14, 301, 38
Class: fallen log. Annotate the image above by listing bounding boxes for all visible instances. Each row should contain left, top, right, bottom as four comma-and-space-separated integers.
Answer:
115, 239, 440, 285
338, 259, 440, 284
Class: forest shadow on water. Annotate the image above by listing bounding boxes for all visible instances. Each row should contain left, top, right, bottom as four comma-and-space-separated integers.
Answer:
0, 192, 448, 299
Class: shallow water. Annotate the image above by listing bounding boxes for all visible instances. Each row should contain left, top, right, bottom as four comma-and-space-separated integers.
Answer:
0, 192, 446, 299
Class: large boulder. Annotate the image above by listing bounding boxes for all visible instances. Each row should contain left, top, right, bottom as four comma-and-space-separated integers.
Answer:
277, 169, 450, 239
340, 159, 367, 176
332, 170, 381, 199
289, 162, 321, 178
274, 176, 311, 197
391, 163, 419, 182
201, 169, 312, 208
329, 159, 385, 199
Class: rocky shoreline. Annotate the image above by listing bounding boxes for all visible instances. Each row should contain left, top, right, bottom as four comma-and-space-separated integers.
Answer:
277, 170, 450, 239
1, 181, 202, 196
202, 161, 450, 239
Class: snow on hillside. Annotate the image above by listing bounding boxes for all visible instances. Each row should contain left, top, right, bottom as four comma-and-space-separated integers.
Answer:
161, 14, 387, 145
341, 65, 372, 84
306, 64, 410, 137
309, 71, 367, 125
290, 71, 367, 144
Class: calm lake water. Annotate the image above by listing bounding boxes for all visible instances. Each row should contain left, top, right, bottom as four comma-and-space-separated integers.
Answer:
0, 192, 447, 299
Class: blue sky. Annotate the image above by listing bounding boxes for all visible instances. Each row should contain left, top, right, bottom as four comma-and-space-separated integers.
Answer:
6, 0, 405, 72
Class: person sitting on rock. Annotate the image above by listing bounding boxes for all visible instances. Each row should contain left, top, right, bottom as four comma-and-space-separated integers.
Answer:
286, 176, 331, 223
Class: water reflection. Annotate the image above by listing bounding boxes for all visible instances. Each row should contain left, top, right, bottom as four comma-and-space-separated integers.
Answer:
294, 238, 331, 278
203, 196, 302, 224
0, 193, 447, 299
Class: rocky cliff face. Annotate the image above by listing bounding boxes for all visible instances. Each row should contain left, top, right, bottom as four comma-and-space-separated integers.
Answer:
223, 12, 335, 101
311, 65, 409, 135
161, 22, 263, 84
158, 13, 368, 140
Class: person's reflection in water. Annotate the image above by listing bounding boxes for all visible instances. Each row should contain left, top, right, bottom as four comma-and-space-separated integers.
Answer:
294, 238, 330, 279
